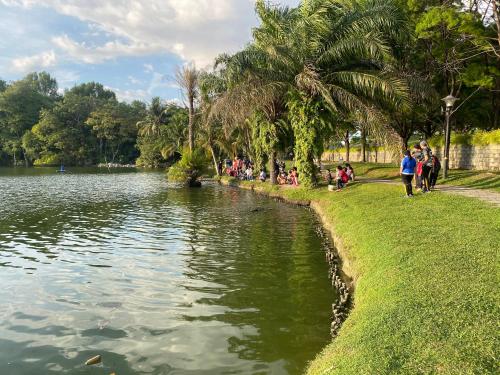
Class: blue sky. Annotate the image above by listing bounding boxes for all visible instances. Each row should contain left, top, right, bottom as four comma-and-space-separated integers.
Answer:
0, 0, 299, 103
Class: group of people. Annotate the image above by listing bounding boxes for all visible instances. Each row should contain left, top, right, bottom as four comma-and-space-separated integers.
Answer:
223, 157, 257, 181
325, 164, 355, 192
222, 157, 301, 186
274, 161, 299, 186
400, 141, 441, 197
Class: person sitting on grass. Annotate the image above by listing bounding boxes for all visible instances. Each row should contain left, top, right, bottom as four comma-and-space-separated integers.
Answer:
246, 166, 254, 180
259, 169, 266, 182
345, 163, 355, 181
400, 150, 416, 197
336, 165, 349, 191
277, 171, 287, 185
326, 169, 334, 186
290, 167, 299, 186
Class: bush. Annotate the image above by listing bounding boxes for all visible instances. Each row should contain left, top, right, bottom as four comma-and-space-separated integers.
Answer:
167, 148, 210, 186
428, 129, 500, 148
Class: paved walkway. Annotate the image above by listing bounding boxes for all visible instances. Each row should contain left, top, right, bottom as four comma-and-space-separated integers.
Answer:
359, 178, 500, 207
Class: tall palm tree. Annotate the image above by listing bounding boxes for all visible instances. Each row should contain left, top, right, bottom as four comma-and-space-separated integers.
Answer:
176, 64, 199, 151
220, 0, 409, 185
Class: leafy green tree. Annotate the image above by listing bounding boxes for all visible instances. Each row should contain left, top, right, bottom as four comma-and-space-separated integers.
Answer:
86, 101, 141, 163
27, 83, 116, 165
0, 72, 57, 165
136, 99, 188, 168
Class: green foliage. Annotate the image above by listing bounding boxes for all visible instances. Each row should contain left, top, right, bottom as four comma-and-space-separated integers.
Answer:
167, 148, 209, 184
33, 152, 61, 166
136, 101, 188, 167
288, 93, 333, 187
249, 113, 277, 172
461, 64, 500, 90
428, 129, 500, 147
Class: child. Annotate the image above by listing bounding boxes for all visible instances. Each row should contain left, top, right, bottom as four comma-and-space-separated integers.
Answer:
345, 163, 355, 181
326, 169, 334, 186
336, 165, 348, 191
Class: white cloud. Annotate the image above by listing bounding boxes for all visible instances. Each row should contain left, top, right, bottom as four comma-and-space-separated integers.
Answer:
2, 0, 300, 67
105, 85, 148, 102
11, 50, 57, 72
127, 75, 141, 85
52, 34, 155, 64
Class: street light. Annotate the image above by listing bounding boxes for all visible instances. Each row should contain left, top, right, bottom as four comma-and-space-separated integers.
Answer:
441, 94, 459, 179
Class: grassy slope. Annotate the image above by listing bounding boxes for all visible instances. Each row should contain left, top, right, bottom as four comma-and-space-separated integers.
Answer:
327, 162, 500, 192
222, 177, 499, 374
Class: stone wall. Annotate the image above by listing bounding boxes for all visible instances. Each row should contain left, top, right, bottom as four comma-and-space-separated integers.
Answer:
322, 144, 500, 171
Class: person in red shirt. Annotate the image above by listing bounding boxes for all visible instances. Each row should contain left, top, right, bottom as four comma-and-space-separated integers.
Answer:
336, 165, 348, 191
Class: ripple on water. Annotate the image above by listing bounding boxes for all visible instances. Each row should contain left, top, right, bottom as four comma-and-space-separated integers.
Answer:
0, 170, 335, 374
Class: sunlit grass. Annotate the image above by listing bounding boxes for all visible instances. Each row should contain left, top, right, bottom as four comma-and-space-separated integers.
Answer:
322, 162, 500, 192
221, 177, 500, 374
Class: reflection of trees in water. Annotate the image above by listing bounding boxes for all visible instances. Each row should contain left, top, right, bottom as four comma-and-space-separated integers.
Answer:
175, 186, 334, 374
0, 199, 131, 267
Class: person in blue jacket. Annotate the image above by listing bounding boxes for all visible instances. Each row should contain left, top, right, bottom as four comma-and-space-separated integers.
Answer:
400, 150, 417, 197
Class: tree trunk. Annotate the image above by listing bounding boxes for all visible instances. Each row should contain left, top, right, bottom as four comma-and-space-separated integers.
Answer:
188, 95, 195, 151
22, 149, 29, 167
361, 127, 367, 162
345, 130, 350, 162
493, 2, 500, 49
209, 145, 219, 176
270, 151, 277, 185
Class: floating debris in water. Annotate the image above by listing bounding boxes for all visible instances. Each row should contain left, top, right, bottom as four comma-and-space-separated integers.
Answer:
98, 319, 111, 330
85, 355, 102, 365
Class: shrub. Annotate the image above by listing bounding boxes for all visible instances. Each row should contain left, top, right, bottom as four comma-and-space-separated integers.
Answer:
167, 148, 210, 186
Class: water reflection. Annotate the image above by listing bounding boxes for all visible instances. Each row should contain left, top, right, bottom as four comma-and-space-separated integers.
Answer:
0, 169, 334, 374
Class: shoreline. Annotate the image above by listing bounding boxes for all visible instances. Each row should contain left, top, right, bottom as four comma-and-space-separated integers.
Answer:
219, 177, 354, 338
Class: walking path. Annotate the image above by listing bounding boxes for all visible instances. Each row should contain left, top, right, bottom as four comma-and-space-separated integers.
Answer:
359, 178, 500, 207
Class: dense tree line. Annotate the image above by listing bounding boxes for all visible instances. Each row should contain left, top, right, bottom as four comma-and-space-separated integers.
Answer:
1, 0, 499, 180
0, 73, 188, 167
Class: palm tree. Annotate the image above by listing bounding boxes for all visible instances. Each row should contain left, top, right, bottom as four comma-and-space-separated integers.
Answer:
136, 97, 168, 137
220, 0, 409, 185
176, 64, 199, 152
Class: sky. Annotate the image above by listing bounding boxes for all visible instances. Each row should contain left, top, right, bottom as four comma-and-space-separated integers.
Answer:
0, 0, 299, 103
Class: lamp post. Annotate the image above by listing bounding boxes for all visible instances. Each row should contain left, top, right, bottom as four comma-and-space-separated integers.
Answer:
441, 94, 459, 179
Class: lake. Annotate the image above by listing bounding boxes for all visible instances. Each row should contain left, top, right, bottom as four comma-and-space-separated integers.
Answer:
0, 168, 334, 374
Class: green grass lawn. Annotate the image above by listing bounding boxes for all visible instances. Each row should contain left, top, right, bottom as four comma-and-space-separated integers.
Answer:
322, 162, 500, 192
222, 177, 499, 374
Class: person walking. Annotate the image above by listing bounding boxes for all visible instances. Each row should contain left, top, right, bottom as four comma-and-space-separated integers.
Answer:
420, 141, 433, 193
429, 155, 441, 189
413, 145, 423, 190
400, 150, 417, 197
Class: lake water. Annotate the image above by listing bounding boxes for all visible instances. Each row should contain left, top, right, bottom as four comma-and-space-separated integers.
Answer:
0, 168, 334, 374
